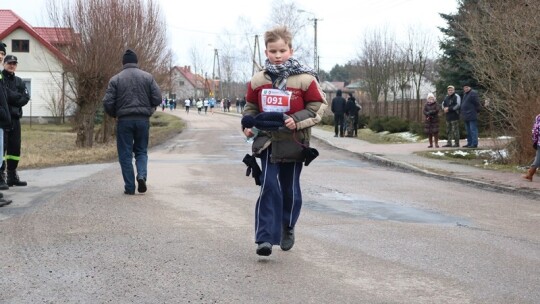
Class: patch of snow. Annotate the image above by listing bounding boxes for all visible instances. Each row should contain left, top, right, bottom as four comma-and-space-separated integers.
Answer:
451, 150, 470, 156
394, 132, 420, 142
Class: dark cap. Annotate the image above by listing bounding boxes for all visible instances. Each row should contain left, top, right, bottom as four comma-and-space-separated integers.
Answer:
122, 49, 138, 65
0, 42, 6, 54
4, 55, 17, 64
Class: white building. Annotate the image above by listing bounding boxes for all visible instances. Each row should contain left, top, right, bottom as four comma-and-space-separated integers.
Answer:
0, 9, 74, 120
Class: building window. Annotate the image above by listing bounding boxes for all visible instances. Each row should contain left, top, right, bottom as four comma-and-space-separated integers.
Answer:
12, 40, 30, 52
179, 80, 185, 86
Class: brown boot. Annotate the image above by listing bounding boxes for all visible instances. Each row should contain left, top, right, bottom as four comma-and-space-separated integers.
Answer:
523, 167, 537, 181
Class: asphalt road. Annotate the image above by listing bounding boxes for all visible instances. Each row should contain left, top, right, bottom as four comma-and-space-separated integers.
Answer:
0, 111, 538, 303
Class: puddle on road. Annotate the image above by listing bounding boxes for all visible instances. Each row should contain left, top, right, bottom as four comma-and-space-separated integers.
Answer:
305, 191, 469, 225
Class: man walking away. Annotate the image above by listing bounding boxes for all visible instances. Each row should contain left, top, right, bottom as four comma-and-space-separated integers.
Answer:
103, 49, 162, 195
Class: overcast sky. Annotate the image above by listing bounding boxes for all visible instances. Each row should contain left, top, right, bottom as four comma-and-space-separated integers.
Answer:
2, 0, 459, 72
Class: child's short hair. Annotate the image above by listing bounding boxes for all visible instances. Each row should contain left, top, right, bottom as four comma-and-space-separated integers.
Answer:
264, 26, 293, 49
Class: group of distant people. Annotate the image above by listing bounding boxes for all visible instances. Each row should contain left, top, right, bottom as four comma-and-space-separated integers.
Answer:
161, 98, 177, 111
0, 42, 30, 207
331, 89, 362, 137
422, 84, 481, 149
182, 97, 246, 115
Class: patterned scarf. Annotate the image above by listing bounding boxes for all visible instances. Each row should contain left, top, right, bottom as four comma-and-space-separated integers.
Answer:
265, 58, 318, 91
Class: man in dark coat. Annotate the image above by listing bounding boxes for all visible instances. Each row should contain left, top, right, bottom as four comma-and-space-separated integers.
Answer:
103, 49, 162, 195
461, 83, 481, 148
331, 89, 346, 137
1, 54, 30, 187
344, 92, 360, 137
0, 44, 13, 206
441, 85, 461, 147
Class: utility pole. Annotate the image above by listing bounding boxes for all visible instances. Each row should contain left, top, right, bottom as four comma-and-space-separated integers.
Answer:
313, 18, 319, 73
252, 35, 262, 75
298, 9, 322, 74
212, 48, 223, 100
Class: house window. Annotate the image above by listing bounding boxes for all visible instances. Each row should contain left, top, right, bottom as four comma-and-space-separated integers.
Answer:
22, 79, 31, 98
179, 80, 185, 86
12, 40, 30, 52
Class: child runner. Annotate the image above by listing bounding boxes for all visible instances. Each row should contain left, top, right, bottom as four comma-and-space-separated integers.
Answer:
243, 26, 327, 256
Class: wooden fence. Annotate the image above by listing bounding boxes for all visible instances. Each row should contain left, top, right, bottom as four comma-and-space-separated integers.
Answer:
324, 98, 427, 123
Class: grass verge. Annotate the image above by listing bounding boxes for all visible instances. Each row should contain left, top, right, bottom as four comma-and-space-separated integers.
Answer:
415, 148, 523, 173
317, 125, 417, 144
20, 112, 184, 169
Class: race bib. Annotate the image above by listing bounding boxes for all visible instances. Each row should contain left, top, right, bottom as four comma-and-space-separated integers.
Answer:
261, 89, 291, 113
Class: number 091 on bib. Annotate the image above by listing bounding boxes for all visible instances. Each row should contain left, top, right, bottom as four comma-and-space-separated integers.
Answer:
261, 89, 292, 113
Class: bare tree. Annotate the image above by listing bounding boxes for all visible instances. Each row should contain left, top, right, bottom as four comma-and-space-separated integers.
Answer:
267, 0, 311, 67
357, 28, 396, 116
459, 0, 540, 163
404, 26, 434, 119
392, 46, 412, 118
47, 0, 171, 147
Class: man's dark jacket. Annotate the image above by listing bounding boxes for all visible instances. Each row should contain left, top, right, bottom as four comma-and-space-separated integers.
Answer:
103, 63, 162, 120
442, 93, 460, 122
0, 83, 12, 129
331, 96, 346, 115
461, 90, 481, 121
1, 69, 30, 121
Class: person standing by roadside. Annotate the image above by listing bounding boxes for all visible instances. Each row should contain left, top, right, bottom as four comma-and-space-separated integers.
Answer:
103, 49, 162, 195
240, 96, 246, 113
1, 54, 30, 187
523, 114, 540, 181
243, 26, 328, 256
423, 93, 441, 148
344, 92, 360, 137
226, 98, 231, 112
331, 89, 346, 137
461, 83, 481, 148
0, 43, 13, 206
441, 85, 461, 147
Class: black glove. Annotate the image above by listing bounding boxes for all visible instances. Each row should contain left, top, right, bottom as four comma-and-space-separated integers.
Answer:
242, 154, 262, 186
534, 143, 538, 150
303, 147, 319, 166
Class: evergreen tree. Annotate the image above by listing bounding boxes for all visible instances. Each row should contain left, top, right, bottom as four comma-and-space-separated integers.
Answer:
329, 64, 350, 83
436, 0, 479, 96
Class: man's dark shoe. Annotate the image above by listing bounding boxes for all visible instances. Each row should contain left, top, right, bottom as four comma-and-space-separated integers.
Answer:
463, 145, 470, 148
0, 171, 9, 190
0, 172, 8, 190
280, 225, 295, 251
137, 178, 147, 193
256, 242, 272, 256
468, 145, 478, 148
124, 190, 135, 195
7, 170, 27, 187
0, 197, 13, 207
